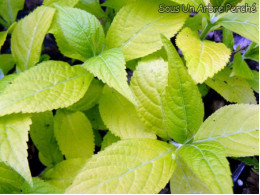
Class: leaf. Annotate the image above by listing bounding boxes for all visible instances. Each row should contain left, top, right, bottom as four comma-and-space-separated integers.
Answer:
66, 139, 176, 194
101, 131, 120, 151
176, 27, 231, 83
102, 0, 135, 11
177, 142, 233, 194
51, 5, 105, 61
194, 104, 259, 157
231, 52, 253, 79
222, 28, 234, 51
244, 42, 259, 62
0, 163, 24, 193
21, 178, 63, 194
84, 105, 107, 130
30, 112, 63, 167
41, 158, 86, 190
0, 114, 32, 184
161, 35, 204, 143
0, 54, 15, 75
205, 67, 257, 104
11, 6, 55, 72
54, 110, 94, 159
0, 0, 24, 25
106, 0, 188, 61
0, 61, 93, 117
130, 58, 169, 139
218, 12, 259, 43
247, 70, 259, 93
0, 74, 17, 95
68, 79, 104, 111
76, 0, 107, 19
0, 22, 16, 50
43, 0, 79, 7
83, 48, 136, 105
99, 86, 156, 139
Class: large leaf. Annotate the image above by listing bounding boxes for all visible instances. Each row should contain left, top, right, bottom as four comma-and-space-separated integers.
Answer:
0, 61, 93, 117
161, 35, 204, 143
205, 67, 257, 104
106, 0, 188, 61
176, 28, 231, 83
41, 158, 86, 190
30, 112, 63, 167
130, 58, 169, 139
11, 6, 55, 72
194, 104, 259, 157
43, 0, 79, 7
218, 12, 259, 43
66, 139, 176, 194
51, 5, 105, 61
83, 48, 136, 104
54, 110, 94, 159
0, 0, 24, 25
176, 142, 233, 194
0, 115, 32, 184
99, 87, 156, 139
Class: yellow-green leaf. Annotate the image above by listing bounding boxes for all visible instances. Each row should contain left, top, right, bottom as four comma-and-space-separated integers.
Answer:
0, 115, 32, 184
83, 48, 136, 105
0, 61, 93, 117
11, 6, 55, 72
176, 27, 231, 83
194, 104, 259, 157
99, 87, 156, 139
101, 131, 120, 151
0, 22, 16, 50
54, 110, 94, 159
43, 0, 79, 7
0, 0, 24, 25
131, 58, 169, 139
106, 0, 188, 61
66, 139, 176, 194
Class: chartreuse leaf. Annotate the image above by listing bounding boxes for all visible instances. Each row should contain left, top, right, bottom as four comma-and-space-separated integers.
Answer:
176, 28, 231, 83
247, 70, 259, 93
43, 0, 79, 7
84, 105, 107, 130
21, 178, 63, 194
175, 142, 233, 194
99, 87, 156, 139
83, 48, 136, 105
68, 79, 104, 112
41, 158, 86, 190
0, 61, 93, 117
0, 22, 16, 50
223, 28, 234, 51
101, 131, 120, 150
161, 35, 204, 143
205, 67, 257, 104
0, 0, 24, 25
244, 42, 259, 62
0, 162, 24, 193
218, 12, 259, 43
0, 115, 32, 184
102, 0, 135, 11
131, 58, 169, 139
54, 110, 94, 159
11, 6, 55, 72
170, 0, 205, 7
106, 0, 189, 61
51, 5, 105, 62
231, 52, 253, 79
194, 104, 259, 157
66, 139, 176, 194
76, 0, 107, 19
0, 54, 15, 75
30, 112, 63, 167
0, 74, 17, 95
210, 0, 242, 6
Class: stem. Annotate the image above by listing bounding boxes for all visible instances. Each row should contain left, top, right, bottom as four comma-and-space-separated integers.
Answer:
0, 17, 9, 28
200, 23, 213, 40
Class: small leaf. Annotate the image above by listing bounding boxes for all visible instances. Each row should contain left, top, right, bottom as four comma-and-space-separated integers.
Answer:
99, 87, 156, 139
205, 67, 257, 104
102, 0, 135, 11
231, 52, 253, 80
66, 139, 176, 194
176, 27, 231, 83
0, 54, 15, 75
11, 6, 55, 72
194, 104, 259, 157
177, 142, 233, 194
0, 61, 93, 117
43, 0, 79, 7
0, 0, 24, 25
222, 28, 234, 51
0, 22, 16, 50
41, 158, 86, 190
0, 114, 32, 184
30, 112, 63, 166
76, 0, 107, 19
244, 42, 259, 62
101, 131, 120, 151
51, 5, 105, 61
247, 70, 259, 93
106, 0, 188, 61
161, 35, 204, 143
83, 48, 136, 105
84, 105, 107, 131
54, 110, 94, 159
131, 58, 169, 139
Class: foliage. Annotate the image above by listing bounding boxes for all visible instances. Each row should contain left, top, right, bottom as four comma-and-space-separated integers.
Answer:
0, 0, 258, 194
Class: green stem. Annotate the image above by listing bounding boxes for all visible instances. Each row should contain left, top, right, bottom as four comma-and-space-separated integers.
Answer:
0, 17, 9, 29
